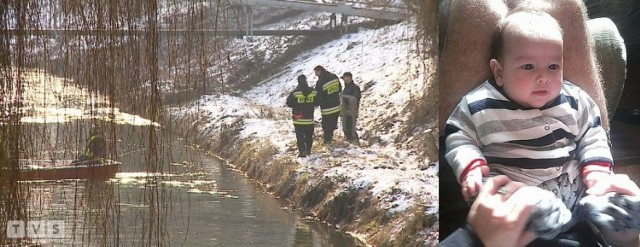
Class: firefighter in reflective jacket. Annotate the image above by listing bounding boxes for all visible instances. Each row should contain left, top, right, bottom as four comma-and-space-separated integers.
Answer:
313, 65, 341, 145
286, 75, 318, 157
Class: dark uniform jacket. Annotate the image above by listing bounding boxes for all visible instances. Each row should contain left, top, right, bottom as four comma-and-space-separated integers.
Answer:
286, 84, 318, 125
315, 71, 342, 116
85, 132, 107, 159
342, 82, 361, 107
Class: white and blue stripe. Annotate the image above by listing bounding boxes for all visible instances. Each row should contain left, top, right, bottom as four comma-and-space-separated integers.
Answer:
445, 80, 613, 183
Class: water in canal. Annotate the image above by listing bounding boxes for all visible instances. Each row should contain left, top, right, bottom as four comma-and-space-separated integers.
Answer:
3, 123, 363, 246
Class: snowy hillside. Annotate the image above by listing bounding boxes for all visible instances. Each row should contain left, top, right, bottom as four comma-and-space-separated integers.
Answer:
169, 11, 438, 244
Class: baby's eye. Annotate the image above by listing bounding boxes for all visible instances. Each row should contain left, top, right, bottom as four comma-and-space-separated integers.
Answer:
521, 64, 534, 70
549, 64, 560, 70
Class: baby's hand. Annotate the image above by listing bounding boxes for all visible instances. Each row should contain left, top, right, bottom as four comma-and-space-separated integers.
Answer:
461, 165, 489, 202
583, 170, 612, 189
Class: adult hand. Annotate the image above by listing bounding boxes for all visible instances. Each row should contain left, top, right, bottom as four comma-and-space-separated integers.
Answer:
467, 175, 538, 247
586, 173, 640, 196
582, 170, 613, 189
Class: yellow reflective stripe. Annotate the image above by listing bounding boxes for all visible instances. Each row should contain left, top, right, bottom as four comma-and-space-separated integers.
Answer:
321, 105, 341, 115
322, 79, 340, 90
294, 91, 318, 95
294, 91, 317, 103
85, 135, 98, 156
306, 92, 317, 103
293, 119, 314, 125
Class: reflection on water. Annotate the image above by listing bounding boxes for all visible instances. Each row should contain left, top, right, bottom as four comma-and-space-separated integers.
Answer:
1, 124, 362, 246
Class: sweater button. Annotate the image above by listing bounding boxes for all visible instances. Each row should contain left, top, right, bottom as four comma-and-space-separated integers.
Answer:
545, 126, 550, 131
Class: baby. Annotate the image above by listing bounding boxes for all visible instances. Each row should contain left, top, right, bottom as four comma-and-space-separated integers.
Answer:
445, 9, 613, 238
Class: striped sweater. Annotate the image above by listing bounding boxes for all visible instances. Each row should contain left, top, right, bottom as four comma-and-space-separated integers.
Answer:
445, 80, 613, 184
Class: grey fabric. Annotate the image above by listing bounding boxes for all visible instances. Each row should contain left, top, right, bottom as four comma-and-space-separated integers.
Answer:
490, 160, 582, 187
478, 170, 581, 240
527, 192, 640, 241
525, 172, 584, 240
580, 193, 640, 232
527, 190, 574, 239
588, 17, 627, 119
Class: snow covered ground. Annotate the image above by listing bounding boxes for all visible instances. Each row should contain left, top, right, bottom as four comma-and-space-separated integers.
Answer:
168, 11, 439, 242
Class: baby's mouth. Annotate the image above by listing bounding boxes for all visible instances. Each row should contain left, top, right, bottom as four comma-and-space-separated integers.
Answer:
532, 90, 548, 96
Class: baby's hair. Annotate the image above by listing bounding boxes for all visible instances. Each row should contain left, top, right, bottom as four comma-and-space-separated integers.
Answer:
490, 8, 563, 61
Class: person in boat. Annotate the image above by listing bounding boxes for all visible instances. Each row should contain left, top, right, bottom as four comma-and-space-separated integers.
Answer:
75, 125, 107, 164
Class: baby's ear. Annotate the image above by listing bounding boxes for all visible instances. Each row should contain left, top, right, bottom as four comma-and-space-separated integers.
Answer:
490, 59, 503, 86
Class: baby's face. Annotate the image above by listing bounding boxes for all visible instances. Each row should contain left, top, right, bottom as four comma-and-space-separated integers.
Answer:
492, 31, 563, 109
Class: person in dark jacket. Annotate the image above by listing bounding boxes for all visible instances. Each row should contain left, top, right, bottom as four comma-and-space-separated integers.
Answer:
329, 13, 337, 29
286, 75, 318, 157
340, 72, 361, 143
313, 65, 341, 145
74, 124, 107, 164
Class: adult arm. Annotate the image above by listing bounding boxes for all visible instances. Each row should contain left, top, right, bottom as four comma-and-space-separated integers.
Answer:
441, 175, 538, 247
315, 80, 325, 104
286, 92, 295, 108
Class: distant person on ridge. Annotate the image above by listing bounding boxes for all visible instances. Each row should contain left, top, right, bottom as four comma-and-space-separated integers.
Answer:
340, 72, 361, 143
341, 14, 348, 32
286, 75, 318, 157
314, 65, 341, 145
329, 13, 337, 29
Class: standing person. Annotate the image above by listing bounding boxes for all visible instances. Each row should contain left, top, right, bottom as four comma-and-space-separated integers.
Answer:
445, 10, 613, 240
314, 65, 341, 145
286, 75, 318, 157
340, 14, 348, 32
329, 13, 337, 29
340, 72, 361, 143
